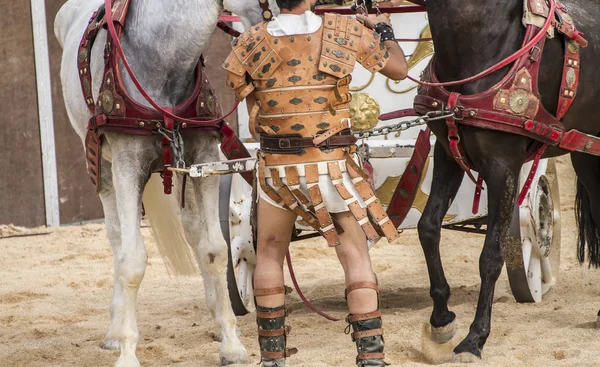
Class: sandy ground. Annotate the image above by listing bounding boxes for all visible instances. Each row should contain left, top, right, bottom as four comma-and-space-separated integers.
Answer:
1, 156, 599, 367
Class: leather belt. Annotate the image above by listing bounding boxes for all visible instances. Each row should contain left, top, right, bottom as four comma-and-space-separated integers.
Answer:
260, 131, 357, 154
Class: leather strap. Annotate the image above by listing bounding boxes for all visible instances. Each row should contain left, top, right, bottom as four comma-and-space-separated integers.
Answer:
261, 348, 298, 359
258, 325, 291, 337
445, 92, 480, 187
258, 0, 273, 21
346, 310, 382, 323
345, 281, 379, 298
256, 308, 288, 319
312, 119, 352, 146
260, 132, 357, 154
219, 122, 254, 186
305, 164, 340, 247
357, 352, 385, 360
254, 286, 292, 297
161, 107, 174, 194
352, 328, 383, 341
386, 127, 431, 228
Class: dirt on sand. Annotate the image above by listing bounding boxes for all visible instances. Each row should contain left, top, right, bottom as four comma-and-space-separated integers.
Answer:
1, 156, 599, 367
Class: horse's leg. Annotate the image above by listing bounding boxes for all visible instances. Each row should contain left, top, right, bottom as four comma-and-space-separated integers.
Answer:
181, 139, 247, 365
417, 141, 465, 343
109, 139, 151, 367
453, 159, 521, 361
98, 158, 124, 351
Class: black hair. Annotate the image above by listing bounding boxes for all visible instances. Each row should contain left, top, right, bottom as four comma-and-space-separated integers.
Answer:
276, 0, 304, 11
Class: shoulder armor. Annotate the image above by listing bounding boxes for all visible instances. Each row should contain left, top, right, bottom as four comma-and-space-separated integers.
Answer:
319, 14, 363, 78
357, 29, 389, 74
230, 23, 282, 81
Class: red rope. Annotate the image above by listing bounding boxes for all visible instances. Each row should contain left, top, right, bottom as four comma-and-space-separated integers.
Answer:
286, 250, 342, 322
104, 0, 239, 126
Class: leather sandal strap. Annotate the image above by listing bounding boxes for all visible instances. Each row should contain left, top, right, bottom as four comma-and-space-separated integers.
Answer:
346, 310, 382, 323
258, 325, 291, 337
345, 281, 379, 298
254, 286, 292, 297
351, 328, 383, 341
256, 308, 287, 319
261, 348, 298, 359
357, 352, 385, 360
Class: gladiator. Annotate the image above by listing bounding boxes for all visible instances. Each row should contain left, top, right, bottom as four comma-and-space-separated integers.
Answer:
223, 1, 408, 365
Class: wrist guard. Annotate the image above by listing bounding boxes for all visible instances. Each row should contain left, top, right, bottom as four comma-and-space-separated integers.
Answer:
375, 22, 396, 42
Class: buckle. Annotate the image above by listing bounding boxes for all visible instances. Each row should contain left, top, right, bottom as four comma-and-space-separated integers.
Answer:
530, 45, 541, 61
278, 139, 291, 149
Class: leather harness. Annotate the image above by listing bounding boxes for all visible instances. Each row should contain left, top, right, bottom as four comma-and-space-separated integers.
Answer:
78, 0, 252, 194
414, 0, 594, 210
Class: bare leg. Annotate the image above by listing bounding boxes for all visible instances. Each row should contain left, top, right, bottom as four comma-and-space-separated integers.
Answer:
253, 199, 297, 307
332, 211, 377, 314
417, 142, 464, 342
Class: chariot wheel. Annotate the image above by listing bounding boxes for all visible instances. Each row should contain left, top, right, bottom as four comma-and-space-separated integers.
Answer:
219, 174, 256, 316
506, 158, 561, 303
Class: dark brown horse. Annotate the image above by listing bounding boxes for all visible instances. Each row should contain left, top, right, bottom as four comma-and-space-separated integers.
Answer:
417, 0, 600, 361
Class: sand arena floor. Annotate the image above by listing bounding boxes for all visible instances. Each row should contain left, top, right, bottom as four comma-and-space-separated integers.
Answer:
1, 156, 599, 366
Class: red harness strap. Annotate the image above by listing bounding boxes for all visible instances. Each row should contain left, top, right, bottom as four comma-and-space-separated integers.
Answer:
414, 0, 591, 212
386, 127, 431, 228
79, 0, 246, 194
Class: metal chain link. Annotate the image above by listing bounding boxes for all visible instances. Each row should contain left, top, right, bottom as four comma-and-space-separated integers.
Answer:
353, 110, 454, 139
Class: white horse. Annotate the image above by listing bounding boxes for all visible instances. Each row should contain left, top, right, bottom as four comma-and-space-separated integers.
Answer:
54, 0, 279, 366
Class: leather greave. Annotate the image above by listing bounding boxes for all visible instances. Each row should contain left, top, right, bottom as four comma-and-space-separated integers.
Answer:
348, 314, 385, 367
345, 281, 385, 366
255, 299, 297, 367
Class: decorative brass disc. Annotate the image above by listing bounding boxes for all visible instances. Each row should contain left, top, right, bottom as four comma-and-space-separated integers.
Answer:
566, 67, 576, 88
78, 49, 88, 63
101, 90, 114, 113
509, 89, 529, 114
206, 90, 216, 115
349, 93, 380, 131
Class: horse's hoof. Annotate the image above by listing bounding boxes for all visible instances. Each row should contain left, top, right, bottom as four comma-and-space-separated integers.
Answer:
431, 320, 457, 344
102, 338, 120, 350
115, 355, 141, 367
452, 352, 481, 363
596, 311, 600, 329
220, 347, 249, 366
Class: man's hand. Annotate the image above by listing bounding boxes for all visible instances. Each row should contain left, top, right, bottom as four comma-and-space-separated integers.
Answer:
356, 13, 392, 29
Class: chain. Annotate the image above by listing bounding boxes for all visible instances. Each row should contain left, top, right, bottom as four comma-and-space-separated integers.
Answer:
353, 110, 454, 139
157, 125, 186, 170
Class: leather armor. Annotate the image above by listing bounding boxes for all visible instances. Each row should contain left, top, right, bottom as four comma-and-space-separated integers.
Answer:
223, 14, 400, 245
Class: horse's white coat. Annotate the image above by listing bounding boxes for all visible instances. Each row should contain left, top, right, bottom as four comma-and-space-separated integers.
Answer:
54, 0, 279, 366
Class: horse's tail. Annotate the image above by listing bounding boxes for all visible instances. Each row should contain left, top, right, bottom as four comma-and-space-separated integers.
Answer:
142, 174, 199, 276
575, 179, 600, 268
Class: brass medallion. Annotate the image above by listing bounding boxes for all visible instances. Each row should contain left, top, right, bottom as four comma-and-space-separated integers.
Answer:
206, 91, 216, 115
78, 48, 88, 63
566, 67, 576, 88
349, 93, 380, 131
101, 90, 114, 113
509, 89, 529, 114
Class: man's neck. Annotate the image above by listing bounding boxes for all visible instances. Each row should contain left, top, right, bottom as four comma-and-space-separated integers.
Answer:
281, 3, 311, 15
